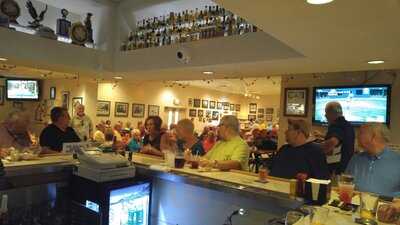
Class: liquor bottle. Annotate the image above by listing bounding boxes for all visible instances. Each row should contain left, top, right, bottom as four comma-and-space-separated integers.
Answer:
0, 195, 9, 225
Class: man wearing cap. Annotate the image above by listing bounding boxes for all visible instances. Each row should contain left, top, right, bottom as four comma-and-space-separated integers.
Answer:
270, 119, 329, 179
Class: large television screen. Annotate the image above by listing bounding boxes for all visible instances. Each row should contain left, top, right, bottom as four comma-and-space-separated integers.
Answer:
313, 85, 391, 125
109, 182, 150, 225
6, 79, 40, 100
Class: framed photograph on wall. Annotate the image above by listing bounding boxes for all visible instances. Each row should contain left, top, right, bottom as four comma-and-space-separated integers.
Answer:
193, 98, 201, 108
235, 104, 240, 112
206, 110, 211, 118
223, 102, 229, 111
189, 109, 197, 117
96, 100, 111, 117
249, 103, 257, 114
132, 103, 145, 118
61, 91, 70, 109
209, 101, 216, 109
50, 87, 56, 100
0, 85, 4, 105
248, 114, 256, 121
198, 109, 204, 117
202, 100, 208, 108
72, 97, 83, 116
115, 102, 129, 117
258, 108, 265, 114
188, 98, 193, 107
217, 102, 223, 110
266, 108, 274, 114
148, 105, 160, 116
230, 104, 235, 111
284, 88, 308, 117
258, 114, 265, 119
212, 111, 219, 120
266, 114, 273, 122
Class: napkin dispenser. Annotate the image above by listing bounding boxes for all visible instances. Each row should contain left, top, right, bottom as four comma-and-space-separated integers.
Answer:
305, 178, 331, 205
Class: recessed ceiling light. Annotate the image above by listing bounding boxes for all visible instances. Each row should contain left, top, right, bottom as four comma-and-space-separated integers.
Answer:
307, 0, 334, 5
113, 76, 123, 80
203, 71, 214, 75
0, 57, 7, 61
367, 60, 385, 65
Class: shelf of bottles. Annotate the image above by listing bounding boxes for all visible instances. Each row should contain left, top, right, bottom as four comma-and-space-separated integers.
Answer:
121, 5, 261, 51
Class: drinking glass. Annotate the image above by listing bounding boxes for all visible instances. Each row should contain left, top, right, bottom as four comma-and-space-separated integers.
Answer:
259, 168, 269, 181
285, 211, 304, 225
338, 174, 355, 204
310, 207, 329, 225
360, 192, 379, 223
164, 151, 175, 168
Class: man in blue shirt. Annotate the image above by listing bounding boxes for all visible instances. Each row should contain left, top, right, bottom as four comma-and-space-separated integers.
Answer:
346, 123, 400, 197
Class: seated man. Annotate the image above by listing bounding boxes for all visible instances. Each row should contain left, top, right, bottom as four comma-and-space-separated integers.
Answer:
0, 111, 33, 157
270, 119, 329, 180
346, 123, 400, 197
201, 115, 249, 171
176, 119, 205, 156
39, 107, 80, 153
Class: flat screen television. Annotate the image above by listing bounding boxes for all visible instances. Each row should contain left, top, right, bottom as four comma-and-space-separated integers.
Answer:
6, 78, 40, 100
313, 85, 391, 125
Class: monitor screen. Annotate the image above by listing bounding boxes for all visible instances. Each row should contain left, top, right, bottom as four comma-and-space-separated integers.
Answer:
109, 182, 150, 225
6, 79, 40, 100
313, 85, 391, 125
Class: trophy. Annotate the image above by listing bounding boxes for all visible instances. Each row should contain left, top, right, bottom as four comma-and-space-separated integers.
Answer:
56, 8, 71, 38
26, 0, 47, 29
84, 12, 93, 43
0, 0, 20, 24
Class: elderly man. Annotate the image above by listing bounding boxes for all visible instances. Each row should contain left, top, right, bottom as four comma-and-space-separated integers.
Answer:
176, 119, 204, 156
40, 107, 80, 153
346, 123, 400, 197
270, 119, 329, 179
0, 111, 32, 157
320, 101, 355, 175
201, 115, 249, 171
71, 104, 93, 141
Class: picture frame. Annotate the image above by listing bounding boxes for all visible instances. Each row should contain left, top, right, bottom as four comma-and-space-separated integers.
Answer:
0, 85, 4, 105
266, 114, 273, 122
188, 98, 193, 107
193, 98, 201, 108
206, 110, 211, 118
249, 103, 257, 114
258, 114, 264, 119
266, 108, 274, 114
284, 88, 308, 117
209, 101, 216, 109
230, 104, 235, 111
212, 111, 219, 120
61, 91, 70, 109
72, 97, 83, 116
248, 114, 256, 121
198, 109, 204, 117
235, 104, 240, 112
115, 102, 129, 117
202, 100, 209, 109
258, 108, 265, 114
189, 109, 197, 117
223, 102, 229, 111
96, 100, 111, 117
50, 87, 56, 100
132, 103, 145, 118
148, 105, 160, 116
217, 102, 223, 110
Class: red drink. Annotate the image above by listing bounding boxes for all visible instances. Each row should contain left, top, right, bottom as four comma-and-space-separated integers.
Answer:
338, 183, 354, 204
190, 161, 199, 169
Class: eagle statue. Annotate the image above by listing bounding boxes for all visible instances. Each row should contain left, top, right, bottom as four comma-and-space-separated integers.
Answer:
26, 0, 48, 28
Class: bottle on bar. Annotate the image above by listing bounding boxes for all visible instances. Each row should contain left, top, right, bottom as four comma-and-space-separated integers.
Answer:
0, 194, 9, 225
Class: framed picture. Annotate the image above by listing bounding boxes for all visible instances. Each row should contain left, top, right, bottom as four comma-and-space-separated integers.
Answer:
223, 102, 229, 110
115, 102, 129, 117
266, 114, 273, 122
193, 98, 201, 108
235, 104, 240, 112
13, 101, 23, 109
188, 98, 193, 107
96, 100, 111, 117
209, 101, 216, 109
148, 105, 160, 116
212, 111, 219, 120
0, 85, 4, 105
230, 104, 235, 111
258, 108, 265, 114
206, 110, 211, 118
202, 100, 208, 108
50, 87, 56, 100
132, 103, 145, 118
248, 114, 256, 121
217, 102, 223, 110
258, 114, 264, 119
72, 97, 83, 116
61, 91, 70, 109
198, 109, 204, 117
284, 88, 308, 117
249, 103, 257, 114
266, 108, 274, 114
189, 109, 197, 117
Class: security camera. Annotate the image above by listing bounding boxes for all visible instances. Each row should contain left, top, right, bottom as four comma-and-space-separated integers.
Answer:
176, 47, 191, 64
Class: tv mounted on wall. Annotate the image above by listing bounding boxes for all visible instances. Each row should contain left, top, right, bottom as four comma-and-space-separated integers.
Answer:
6, 78, 41, 101
313, 84, 391, 125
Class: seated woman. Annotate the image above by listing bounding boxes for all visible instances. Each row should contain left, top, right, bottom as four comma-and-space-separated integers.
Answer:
127, 129, 142, 152
140, 116, 168, 157
202, 131, 216, 153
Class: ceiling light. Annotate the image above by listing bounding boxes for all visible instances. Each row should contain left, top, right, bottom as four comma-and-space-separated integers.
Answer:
203, 71, 214, 75
367, 60, 385, 65
0, 57, 7, 61
113, 76, 123, 80
306, 0, 334, 5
